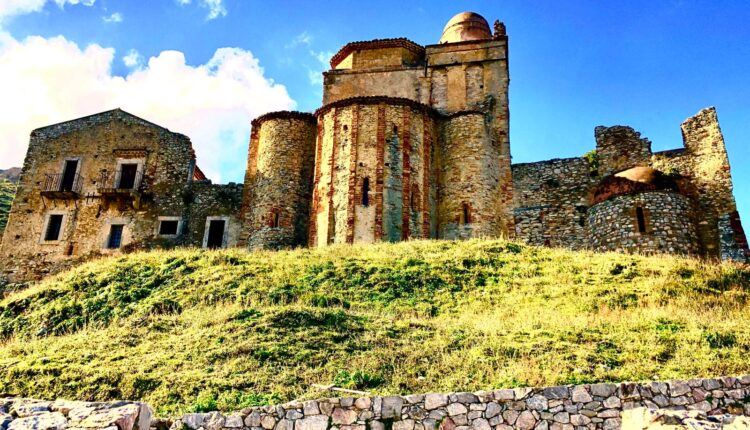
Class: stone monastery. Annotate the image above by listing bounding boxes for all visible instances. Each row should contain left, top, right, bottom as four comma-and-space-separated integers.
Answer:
1, 12, 748, 281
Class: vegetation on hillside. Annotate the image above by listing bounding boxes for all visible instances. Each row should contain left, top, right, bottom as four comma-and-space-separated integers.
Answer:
0, 240, 748, 416
0, 179, 16, 235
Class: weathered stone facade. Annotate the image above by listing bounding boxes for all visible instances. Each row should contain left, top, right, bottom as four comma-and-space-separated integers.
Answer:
5, 375, 749, 430
0, 109, 242, 282
512, 107, 748, 261
1, 12, 747, 282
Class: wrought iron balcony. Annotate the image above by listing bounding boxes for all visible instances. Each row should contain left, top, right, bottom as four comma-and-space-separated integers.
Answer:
41, 173, 83, 198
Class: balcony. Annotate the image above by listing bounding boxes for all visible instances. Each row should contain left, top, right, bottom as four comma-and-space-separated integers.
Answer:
97, 169, 145, 209
41, 173, 83, 199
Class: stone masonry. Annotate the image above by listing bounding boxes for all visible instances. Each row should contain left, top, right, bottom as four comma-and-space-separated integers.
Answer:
1, 12, 747, 282
3, 375, 750, 430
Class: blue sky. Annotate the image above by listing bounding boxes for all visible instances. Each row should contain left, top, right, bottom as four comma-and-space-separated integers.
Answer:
1, 0, 748, 219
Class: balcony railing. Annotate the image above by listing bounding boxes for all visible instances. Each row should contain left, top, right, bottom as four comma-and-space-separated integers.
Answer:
42, 173, 83, 197
97, 169, 144, 193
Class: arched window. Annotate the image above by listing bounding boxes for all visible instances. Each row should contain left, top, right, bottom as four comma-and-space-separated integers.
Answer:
362, 177, 370, 207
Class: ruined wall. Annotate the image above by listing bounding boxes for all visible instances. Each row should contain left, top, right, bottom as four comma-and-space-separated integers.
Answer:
309, 98, 438, 247
512, 157, 596, 248
241, 112, 317, 250
512, 108, 748, 262
595, 127, 652, 177
0, 110, 196, 282
588, 191, 700, 255
651, 107, 747, 261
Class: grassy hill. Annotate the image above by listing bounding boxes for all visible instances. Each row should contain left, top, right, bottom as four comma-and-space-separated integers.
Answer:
0, 240, 748, 416
0, 178, 16, 235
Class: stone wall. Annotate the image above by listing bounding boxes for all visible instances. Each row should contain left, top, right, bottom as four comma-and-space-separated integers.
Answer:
241, 112, 317, 250
588, 191, 700, 255
511, 157, 595, 249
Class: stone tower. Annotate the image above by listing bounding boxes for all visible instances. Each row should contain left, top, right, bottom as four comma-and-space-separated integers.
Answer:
240, 112, 317, 249
308, 11, 513, 246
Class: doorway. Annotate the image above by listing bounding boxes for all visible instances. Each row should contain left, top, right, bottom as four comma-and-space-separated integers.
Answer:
60, 159, 78, 192
118, 164, 139, 189
206, 219, 226, 249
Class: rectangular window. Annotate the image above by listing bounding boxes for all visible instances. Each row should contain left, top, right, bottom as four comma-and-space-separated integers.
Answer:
107, 225, 124, 249
362, 177, 370, 207
44, 214, 64, 241
636, 207, 647, 233
159, 220, 179, 235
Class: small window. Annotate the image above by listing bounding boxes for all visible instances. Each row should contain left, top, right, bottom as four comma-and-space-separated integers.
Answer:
362, 177, 370, 207
636, 207, 647, 233
460, 203, 471, 225
44, 214, 64, 241
159, 220, 179, 235
107, 225, 124, 249
270, 210, 280, 228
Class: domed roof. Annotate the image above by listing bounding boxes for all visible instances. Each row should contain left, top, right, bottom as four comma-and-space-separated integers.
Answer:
439, 12, 492, 44
592, 166, 680, 204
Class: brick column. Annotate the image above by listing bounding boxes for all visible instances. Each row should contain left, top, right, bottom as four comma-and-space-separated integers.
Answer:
308, 119, 324, 247
326, 109, 340, 245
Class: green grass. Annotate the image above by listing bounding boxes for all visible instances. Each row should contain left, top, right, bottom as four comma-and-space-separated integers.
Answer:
0, 240, 748, 416
0, 179, 15, 235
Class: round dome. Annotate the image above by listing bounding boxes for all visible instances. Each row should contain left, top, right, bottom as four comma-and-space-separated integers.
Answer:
592, 166, 680, 205
439, 12, 492, 44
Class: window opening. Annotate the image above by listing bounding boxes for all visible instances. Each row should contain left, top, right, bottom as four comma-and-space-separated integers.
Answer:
107, 225, 124, 249
60, 159, 78, 192
460, 203, 471, 225
118, 163, 138, 189
636, 206, 647, 233
159, 220, 179, 235
362, 177, 370, 207
44, 214, 64, 241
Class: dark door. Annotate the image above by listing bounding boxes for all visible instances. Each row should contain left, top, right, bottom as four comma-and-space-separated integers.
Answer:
206, 220, 225, 248
118, 164, 138, 189
60, 160, 78, 192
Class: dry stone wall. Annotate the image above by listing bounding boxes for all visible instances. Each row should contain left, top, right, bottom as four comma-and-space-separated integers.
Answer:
2, 378, 749, 430
167, 376, 750, 430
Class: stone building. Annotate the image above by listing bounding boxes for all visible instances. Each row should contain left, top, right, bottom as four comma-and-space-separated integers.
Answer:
0, 109, 242, 281
1, 12, 747, 281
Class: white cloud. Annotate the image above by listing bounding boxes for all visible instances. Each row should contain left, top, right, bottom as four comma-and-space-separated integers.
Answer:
122, 48, 141, 67
0, 34, 295, 182
307, 49, 332, 86
0, 0, 95, 22
102, 12, 121, 23
176, 0, 227, 20
102, 12, 122, 23
287, 31, 312, 48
